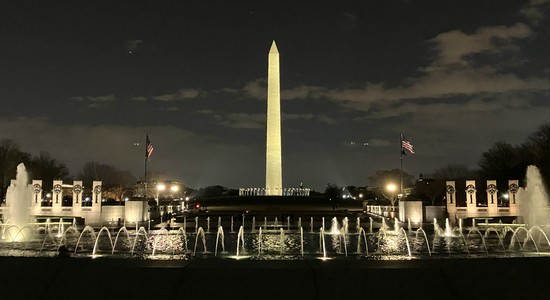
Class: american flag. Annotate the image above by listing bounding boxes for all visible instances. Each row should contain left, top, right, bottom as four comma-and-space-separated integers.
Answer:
146, 134, 154, 158
401, 134, 414, 155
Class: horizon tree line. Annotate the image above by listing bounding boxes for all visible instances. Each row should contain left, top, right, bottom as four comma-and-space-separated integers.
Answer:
1, 122, 548, 201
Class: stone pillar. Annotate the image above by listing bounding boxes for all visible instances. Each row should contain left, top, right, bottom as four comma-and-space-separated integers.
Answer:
508, 180, 519, 215
486, 180, 498, 216
31, 180, 42, 216
84, 181, 102, 225
72, 180, 83, 215
92, 181, 102, 206
52, 180, 63, 213
31, 180, 42, 206
446, 181, 456, 223
72, 180, 83, 204
466, 180, 477, 215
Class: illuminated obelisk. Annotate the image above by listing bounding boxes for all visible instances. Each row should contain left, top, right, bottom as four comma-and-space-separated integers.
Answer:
266, 41, 282, 196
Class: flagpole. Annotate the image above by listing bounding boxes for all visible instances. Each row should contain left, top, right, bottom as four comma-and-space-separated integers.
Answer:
144, 133, 148, 199
400, 133, 404, 197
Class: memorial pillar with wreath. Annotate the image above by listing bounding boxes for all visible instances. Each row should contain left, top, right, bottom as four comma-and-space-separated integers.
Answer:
72, 180, 83, 215
465, 180, 477, 216
486, 180, 498, 216
91, 180, 102, 212
445, 181, 457, 222
31, 180, 42, 216
31, 180, 42, 207
52, 180, 63, 214
81, 181, 102, 225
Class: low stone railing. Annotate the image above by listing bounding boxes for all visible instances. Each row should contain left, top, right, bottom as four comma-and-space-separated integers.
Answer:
239, 187, 311, 197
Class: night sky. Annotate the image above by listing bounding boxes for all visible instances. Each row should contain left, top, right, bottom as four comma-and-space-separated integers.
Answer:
1, 1, 549, 191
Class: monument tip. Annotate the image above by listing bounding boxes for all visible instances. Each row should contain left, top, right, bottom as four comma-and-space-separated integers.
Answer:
269, 40, 278, 53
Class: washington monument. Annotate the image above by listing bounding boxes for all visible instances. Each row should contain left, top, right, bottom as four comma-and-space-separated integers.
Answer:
265, 41, 282, 195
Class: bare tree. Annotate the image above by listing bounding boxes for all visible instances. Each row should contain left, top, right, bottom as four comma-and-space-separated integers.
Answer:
478, 141, 526, 183
432, 163, 475, 180
79, 161, 136, 200
27, 151, 70, 192
523, 123, 550, 186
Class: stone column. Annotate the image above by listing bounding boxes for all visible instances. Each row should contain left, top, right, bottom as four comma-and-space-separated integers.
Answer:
72, 180, 83, 204
72, 180, 83, 214
466, 180, 477, 215
508, 180, 519, 216
87, 181, 102, 225
31, 180, 42, 216
486, 180, 498, 216
52, 180, 63, 214
92, 181, 102, 205
31, 180, 42, 206
446, 181, 456, 223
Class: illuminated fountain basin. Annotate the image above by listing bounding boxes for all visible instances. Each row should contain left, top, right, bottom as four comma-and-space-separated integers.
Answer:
2, 215, 550, 260
2, 165, 549, 260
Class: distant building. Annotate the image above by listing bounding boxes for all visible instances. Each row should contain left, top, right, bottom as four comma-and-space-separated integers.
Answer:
134, 180, 185, 200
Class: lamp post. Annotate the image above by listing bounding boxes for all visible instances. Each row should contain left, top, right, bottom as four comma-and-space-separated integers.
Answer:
385, 183, 398, 208
170, 185, 179, 193
156, 183, 166, 205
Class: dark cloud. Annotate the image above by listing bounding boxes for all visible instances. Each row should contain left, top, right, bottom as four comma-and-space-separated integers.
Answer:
1, 1, 548, 190
520, 0, 550, 25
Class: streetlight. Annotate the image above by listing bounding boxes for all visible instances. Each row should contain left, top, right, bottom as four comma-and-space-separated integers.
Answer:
156, 184, 166, 205
502, 193, 509, 206
385, 183, 398, 207
386, 183, 397, 193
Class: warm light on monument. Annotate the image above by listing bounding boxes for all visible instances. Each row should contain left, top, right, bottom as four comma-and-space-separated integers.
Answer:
265, 40, 283, 196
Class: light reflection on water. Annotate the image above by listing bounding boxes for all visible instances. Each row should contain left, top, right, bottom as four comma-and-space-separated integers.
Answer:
1, 227, 549, 260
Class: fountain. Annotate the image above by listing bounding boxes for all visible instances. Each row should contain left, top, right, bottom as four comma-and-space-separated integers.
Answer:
2, 210, 549, 259
519, 165, 550, 227
258, 227, 263, 255
214, 226, 225, 256
300, 226, 304, 256
193, 227, 207, 255
1, 165, 549, 260
279, 228, 284, 254
329, 217, 339, 234
236, 226, 245, 256
3, 163, 33, 241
